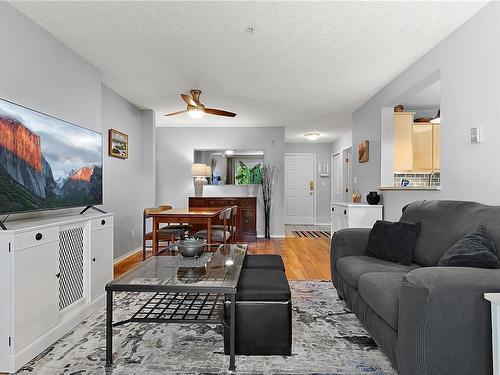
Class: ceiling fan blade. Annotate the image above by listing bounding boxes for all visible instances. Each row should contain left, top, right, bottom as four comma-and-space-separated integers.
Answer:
164, 110, 188, 116
181, 94, 198, 107
205, 108, 237, 117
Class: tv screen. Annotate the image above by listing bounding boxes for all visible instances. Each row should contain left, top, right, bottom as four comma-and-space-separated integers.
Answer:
0, 98, 102, 214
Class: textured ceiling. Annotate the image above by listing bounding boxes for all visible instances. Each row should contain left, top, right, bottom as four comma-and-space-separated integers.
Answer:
11, 1, 486, 142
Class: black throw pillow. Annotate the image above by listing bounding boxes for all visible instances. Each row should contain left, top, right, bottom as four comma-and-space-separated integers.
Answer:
437, 225, 499, 268
366, 220, 421, 266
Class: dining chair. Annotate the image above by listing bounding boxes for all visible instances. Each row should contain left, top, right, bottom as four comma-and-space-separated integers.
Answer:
194, 207, 233, 244
142, 205, 190, 260
210, 205, 238, 243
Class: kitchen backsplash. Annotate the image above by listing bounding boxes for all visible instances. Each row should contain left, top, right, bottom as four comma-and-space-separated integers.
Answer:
394, 172, 440, 187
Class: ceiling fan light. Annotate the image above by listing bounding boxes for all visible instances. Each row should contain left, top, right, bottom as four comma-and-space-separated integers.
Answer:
304, 131, 320, 141
188, 107, 204, 118
430, 109, 440, 124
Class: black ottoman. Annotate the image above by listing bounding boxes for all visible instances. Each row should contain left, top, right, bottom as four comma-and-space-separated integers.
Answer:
242, 254, 285, 271
223, 268, 292, 355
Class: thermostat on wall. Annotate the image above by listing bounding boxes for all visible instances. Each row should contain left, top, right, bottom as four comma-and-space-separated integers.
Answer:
471, 127, 483, 144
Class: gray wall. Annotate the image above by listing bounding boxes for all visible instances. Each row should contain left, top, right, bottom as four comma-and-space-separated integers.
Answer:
101, 85, 156, 259
156, 127, 285, 237
352, 2, 500, 220
284, 143, 332, 224
0, 3, 155, 259
331, 130, 352, 154
0, 3, 101, 133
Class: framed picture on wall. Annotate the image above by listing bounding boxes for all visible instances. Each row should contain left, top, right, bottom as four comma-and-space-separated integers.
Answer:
108, 129, 128, 159
358, 140, 369, 163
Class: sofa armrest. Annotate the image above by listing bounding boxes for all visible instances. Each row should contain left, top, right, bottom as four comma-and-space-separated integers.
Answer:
330, 228, 370, 278
397, 267, 500, 375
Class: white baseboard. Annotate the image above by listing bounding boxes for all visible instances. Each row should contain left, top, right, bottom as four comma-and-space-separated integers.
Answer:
114, 247, 142, 264
8, 296, 105, 373
257, 234, 285, 239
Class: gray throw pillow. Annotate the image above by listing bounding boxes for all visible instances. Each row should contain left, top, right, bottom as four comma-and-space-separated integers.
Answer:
437, 225, 499, 268
366, 220, 421, 266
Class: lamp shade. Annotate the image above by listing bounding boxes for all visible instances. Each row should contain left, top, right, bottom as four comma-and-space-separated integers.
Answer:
206, 165, 212, 177
191, 163, 208, 177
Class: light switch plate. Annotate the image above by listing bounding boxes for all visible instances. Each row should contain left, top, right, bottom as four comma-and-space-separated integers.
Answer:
471, 127, 483, 143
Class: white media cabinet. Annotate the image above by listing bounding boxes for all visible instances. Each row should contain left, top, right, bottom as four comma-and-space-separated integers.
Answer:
331, 202, 383, 234
0, 212, 114, 373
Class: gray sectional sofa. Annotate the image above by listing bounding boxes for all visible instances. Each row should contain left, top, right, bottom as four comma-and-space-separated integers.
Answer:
330, 200, 500, 375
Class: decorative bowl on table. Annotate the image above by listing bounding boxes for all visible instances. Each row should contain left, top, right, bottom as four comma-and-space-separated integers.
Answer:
177, 237, 206, 257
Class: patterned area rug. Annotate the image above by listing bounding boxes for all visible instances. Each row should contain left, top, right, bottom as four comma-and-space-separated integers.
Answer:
18, 281, 396, 375
291, 230, 331, 239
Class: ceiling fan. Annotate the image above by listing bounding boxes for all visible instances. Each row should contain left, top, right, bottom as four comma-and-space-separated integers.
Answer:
164, 89, 237, 118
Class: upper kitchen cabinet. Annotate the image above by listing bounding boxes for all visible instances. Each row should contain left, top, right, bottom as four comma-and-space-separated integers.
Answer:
432, 124, 440, 171
392, 111, 441, 173
393, 112, 414, 172
413, 124, 433, 172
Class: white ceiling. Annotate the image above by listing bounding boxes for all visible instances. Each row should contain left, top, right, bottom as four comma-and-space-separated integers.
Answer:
11, 1, 486, 143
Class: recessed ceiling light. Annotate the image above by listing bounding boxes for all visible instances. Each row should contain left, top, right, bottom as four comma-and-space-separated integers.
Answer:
304, 131, 320, 141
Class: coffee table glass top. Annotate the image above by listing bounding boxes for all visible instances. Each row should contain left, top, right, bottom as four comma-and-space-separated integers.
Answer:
107, 244, 248, 292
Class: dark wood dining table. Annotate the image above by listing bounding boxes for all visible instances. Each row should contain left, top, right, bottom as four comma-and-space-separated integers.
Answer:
148, 207, 227, 255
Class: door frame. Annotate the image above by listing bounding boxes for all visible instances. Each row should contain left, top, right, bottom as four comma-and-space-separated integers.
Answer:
284, 153, 316, 225
331, 146, 352, 203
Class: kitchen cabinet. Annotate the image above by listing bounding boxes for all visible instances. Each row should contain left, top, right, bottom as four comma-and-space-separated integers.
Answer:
393, 112, 414, 171
393, 112, 440, 173
413, 124, 433, 172
433, 124, 440, 170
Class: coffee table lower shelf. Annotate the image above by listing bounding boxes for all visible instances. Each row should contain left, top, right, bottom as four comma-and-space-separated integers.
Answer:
113, 291, 225, 326
106, 290, 236, 371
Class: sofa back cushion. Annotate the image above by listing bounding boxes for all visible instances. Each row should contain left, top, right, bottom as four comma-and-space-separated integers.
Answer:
400, 200, 500, 266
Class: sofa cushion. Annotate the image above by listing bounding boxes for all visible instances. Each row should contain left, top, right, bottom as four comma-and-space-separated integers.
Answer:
366, 220, 421, 265
236, 269, 291, 301
400, 200, 500, 266
438, 225, 499, 268
358, 272, 405, 330
336, 255, 420, 289
243, 254, 285, 271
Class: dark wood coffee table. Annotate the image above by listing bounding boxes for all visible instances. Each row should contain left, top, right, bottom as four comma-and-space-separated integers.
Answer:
105, 244, 247, 371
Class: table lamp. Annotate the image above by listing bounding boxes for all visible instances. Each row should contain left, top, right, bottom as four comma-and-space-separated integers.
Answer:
191, 163, 209, 197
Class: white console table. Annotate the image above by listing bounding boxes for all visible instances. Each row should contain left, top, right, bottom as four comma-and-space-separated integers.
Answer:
485, 293, 500, 375
0, 212, 114, 373
330, 202, 383, 234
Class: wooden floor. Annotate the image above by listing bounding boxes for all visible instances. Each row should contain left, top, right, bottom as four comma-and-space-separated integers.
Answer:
114, 237, 331, 281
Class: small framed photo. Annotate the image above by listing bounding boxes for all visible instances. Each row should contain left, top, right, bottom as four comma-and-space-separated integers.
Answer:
108, 129, 128, 159
358, 140, 369, 163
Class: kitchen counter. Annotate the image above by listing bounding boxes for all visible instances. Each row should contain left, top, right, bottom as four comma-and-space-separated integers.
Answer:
379, 186, 441, 191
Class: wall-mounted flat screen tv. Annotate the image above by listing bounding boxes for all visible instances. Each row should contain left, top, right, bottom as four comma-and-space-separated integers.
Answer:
0, 98, 102, 214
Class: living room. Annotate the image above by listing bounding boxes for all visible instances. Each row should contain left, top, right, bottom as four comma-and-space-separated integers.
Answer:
1, 1, 500, 374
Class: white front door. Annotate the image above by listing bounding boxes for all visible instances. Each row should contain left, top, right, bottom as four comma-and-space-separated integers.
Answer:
332, 153, 342, 202
285, 153, 315, 224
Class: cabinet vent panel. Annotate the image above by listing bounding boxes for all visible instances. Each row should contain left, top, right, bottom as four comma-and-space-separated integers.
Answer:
59, 227, 84, 311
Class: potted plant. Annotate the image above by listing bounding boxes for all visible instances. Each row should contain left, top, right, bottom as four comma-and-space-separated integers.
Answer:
235, 161, 262, 197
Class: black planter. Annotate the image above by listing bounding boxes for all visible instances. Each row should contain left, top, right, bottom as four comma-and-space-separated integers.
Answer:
366, 191, 381, 205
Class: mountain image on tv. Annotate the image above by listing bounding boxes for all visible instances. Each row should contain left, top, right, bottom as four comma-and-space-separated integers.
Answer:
0, 99, 102, 214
